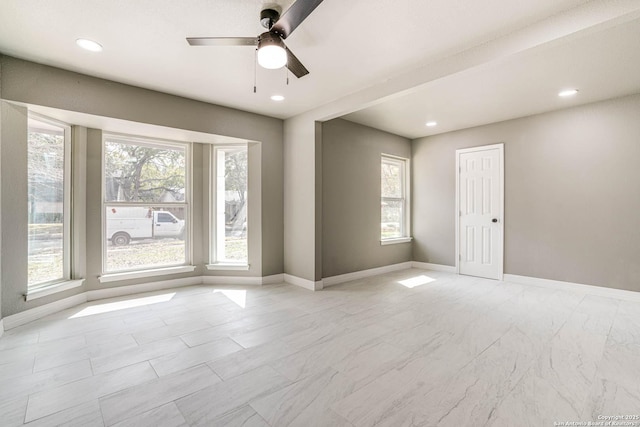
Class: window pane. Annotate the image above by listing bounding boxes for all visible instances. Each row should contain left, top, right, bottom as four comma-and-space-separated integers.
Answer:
381, 161, 402, 198
105, 206, 187, 272
381, 200, 403, 239
104, 140, 186, 203
215, 147, 248, 263
28, 119, 66, 287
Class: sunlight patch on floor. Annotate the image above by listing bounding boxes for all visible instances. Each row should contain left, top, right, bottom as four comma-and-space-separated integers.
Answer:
397, 275, 436, 288
213, 289, 247, 308
69, 293, 176, 318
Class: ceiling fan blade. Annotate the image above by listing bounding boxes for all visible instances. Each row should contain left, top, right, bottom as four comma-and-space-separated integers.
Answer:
186, 37, 257, 46
271, 0, 324, 39
285, 47, 309, 78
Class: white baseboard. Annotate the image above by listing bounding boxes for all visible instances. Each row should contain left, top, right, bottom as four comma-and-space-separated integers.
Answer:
284, 274, 323, 291
261, 274, 285, 285
3, 293, 88, 330
504, 274, 640, 302
323, 261, 413, 287
202, 273, 283, 286
87, 277, 202, 301
411, 262, 456, 273
202, 275, 264, 286
0, 319, 4, 338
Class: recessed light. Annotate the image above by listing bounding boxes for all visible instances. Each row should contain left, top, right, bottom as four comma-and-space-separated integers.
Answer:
425, 121, 437, 127
558, 89, 578, 97
76, 38, 103, 52
270, 95, 285, 101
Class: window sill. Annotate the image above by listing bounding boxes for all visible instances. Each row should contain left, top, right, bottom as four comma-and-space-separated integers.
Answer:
99, 265, 197, 283
206, 263, 250, 271
380, 237, 413, 246
25, 279, 85, 301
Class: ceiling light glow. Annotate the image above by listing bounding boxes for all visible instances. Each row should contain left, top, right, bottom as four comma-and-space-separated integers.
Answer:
257, 32, 287, 69
425, 121, 438, 127
558, 89, 578, 97
258, 45, 287, 69
270, 95, 285, 101
76, 38, 103, 52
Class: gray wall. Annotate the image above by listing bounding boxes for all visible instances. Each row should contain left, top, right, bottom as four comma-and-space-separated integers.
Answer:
283, 114, 320, 281
1, 103, 28, 316
0, 55, 284, 317
322, 118, 412, 278
0, 55, 284, 278
412, 93, 640, 292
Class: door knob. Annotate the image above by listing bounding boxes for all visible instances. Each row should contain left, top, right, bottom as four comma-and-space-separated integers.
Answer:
492, 218, 498, 223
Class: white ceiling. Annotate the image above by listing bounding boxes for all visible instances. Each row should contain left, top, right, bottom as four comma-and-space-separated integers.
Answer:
343, 16, 640, 138
1, 0, 639, 138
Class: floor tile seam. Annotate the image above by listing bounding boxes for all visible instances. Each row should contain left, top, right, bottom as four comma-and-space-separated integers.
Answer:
329, 359, 404, 396
92, 336, 190, 370
97, 363, 221, 425
98, 400, 108, 427
22, 393, 96, 425
20, 395, 30, 426
97, 394, 171, 427
220, 376, 294, 419
0, 336, 84, 361
330, 378, 424, 427
604, 300, 622, 339
265, 360, 299, 383
0, 370, 93, 410
24, 356, 94, 385
284, 328, 341, 352
332, 409, 357, 427
248, 370, 341, 426
456, 325, 515, 370
93, 360, 159, 391
245, 403, 274, 426
134, 323, 215, 346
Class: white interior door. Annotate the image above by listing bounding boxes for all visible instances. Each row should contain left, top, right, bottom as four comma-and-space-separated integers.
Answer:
456, 144, 503, 280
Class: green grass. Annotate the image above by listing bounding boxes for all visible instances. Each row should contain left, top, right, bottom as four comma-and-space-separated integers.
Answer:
28, 227, 248, 279
106, 239, 186, 271
28, 254, 64, 286
28, 223, 64, 286
105, 236, 248, 271
223, 237, 248, 261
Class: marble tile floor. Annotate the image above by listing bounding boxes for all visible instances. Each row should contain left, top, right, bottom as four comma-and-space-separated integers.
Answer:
1, 268, 639, 426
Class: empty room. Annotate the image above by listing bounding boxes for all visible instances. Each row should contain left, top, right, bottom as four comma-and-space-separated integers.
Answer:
1, 0, 640, 426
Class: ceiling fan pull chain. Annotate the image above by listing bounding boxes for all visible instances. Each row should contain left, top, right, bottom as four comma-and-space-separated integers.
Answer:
253, 48, 258, 93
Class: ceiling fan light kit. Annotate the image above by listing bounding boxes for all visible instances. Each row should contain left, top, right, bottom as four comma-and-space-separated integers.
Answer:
186, 0, 323, 81
257, 32, 287, 69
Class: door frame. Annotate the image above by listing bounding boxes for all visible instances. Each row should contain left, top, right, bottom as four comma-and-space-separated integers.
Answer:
455, 143, 504, 279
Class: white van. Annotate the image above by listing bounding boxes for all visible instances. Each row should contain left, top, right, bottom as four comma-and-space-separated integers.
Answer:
106, 207, 185, 245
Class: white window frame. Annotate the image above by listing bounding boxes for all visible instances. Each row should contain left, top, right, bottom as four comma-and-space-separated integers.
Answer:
208, 144, 249, 269
100, 133, 193, 280
381, 154, 412, 245
26, 113, 73, 291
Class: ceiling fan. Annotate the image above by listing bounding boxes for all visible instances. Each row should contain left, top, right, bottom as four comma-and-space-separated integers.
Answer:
186, 0, 324, 78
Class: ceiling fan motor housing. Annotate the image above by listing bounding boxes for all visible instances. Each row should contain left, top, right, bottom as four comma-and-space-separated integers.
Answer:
258, 31, 284, 48
260, 8, 281, 29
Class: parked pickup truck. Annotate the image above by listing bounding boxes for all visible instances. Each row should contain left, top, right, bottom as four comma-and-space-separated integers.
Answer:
106, 207, 185, 246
